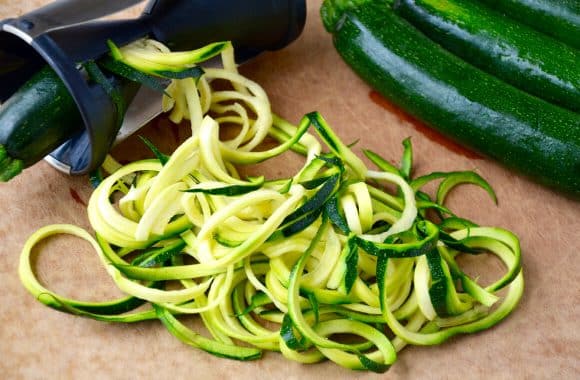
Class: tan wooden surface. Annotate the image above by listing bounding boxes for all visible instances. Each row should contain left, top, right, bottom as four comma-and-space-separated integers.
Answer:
0, 1, 579, 379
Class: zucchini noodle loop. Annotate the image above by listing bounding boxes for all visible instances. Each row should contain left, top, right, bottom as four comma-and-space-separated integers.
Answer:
19, 39, 524, 372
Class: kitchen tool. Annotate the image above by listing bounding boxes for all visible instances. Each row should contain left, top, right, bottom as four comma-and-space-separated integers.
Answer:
0, 0, 306, 175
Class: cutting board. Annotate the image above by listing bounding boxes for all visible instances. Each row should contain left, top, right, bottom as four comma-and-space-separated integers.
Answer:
1, 1, 579, 379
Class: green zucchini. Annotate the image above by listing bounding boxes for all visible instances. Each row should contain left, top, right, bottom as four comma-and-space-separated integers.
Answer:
0, 66, 83, 178
393, 0, 580, 112
0, 40, 225, 182
477, 0, 580, 50
321, 0, 580, 197
0, 64, 141, 181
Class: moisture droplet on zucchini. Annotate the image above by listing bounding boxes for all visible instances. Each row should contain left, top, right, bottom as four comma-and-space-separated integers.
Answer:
19, 38, 524, 373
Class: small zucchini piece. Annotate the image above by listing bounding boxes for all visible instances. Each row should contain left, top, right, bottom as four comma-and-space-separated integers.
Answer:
0, 66, 83, 175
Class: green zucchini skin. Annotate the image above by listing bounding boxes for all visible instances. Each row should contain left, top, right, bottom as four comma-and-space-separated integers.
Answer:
393, 0, 580, 112
477, 0, 580, 50
0, 65, 83, 167
321, 0, 580, 196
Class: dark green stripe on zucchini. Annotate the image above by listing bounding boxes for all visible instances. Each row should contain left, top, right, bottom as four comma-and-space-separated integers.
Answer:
321, 0, 580, 196
477, 0, 580, 50
393, 0, 580, 112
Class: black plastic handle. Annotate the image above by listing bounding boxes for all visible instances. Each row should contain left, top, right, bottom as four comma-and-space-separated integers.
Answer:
144, 0, 306, 61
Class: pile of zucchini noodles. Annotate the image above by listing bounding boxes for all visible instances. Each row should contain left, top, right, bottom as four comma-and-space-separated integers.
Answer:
19, 40, 524, 373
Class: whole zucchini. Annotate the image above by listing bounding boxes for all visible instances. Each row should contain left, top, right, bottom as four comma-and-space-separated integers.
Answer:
393, 0, 580, 112
321, 0, 580, 196
477, 0, 580, 50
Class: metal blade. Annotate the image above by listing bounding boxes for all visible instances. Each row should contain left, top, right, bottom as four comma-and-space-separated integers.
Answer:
114, 55, 225, 144
114, 85, 163, 145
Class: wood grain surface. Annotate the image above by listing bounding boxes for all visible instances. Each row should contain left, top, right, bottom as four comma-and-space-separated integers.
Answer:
1, 1, 579, 379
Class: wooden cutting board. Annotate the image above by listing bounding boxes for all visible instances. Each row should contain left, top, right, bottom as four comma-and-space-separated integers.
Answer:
1, 1, 578, 379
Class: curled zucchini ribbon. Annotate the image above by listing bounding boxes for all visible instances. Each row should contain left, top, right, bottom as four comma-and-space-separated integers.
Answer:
20, 39, 523, 372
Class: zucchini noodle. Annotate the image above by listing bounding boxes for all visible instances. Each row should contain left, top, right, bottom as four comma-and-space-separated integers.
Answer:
19, 39, 524, 373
